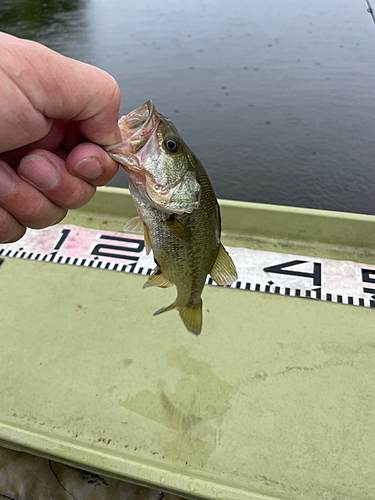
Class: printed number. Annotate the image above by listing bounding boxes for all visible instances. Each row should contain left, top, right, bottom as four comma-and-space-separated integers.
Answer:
263, 260, 322, 287
90, 235, 144, 261
53, 229, 71, 251
48, 228, 72, 258
361, 269, 375, 295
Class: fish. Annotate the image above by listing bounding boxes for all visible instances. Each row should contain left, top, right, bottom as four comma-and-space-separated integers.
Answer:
105, 100, 237, 335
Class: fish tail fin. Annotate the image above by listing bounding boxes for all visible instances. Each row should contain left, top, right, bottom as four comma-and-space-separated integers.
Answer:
179, 300, 203, 336
153, 299, 203, 335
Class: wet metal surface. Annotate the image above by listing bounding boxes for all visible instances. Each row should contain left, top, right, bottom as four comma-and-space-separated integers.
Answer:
1, 0, 375, 214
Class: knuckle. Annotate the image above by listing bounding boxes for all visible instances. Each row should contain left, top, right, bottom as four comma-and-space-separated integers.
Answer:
19, 195, 47, 224
0, 209, 26, 243
18, 196, 66, 230
50, 208, 68, 226
3, 229, 27, 243
60, 182, 95, 209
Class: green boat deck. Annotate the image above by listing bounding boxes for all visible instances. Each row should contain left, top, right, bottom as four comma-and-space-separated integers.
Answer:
0, 187, 374, 500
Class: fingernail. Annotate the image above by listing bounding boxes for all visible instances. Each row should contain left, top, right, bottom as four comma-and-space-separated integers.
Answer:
74, 157, 104, 180
19, 154, 60, 190
0, 165, 16, 198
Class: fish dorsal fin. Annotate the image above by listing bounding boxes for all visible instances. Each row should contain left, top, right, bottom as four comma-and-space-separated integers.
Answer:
123, 216, 144, 233
209, 243, 238, 286
153, 299, 202, 335
143, 267, 174, 288
144, 225, 152, 255
162, 217, 192, 243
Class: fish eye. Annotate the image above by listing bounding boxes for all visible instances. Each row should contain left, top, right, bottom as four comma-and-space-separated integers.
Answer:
164, 137, 180, 153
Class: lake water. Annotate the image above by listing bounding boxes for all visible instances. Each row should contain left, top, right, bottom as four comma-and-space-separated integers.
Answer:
1, 0, 375, 214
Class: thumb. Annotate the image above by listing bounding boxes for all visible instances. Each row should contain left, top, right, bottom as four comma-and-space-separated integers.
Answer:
1, 33, 122, 146
66, 63, 123, 146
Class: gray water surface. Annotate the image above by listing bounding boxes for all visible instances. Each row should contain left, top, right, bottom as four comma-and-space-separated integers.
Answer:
1, 0, 375, 214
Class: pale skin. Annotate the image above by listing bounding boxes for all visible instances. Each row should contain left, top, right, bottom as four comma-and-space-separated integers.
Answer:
0, 32, 122, 244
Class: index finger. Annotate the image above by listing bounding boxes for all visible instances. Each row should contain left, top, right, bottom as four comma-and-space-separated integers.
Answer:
0, 33, 122, 147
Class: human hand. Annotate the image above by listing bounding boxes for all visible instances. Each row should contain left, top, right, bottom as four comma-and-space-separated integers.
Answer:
0, 32, 122, 243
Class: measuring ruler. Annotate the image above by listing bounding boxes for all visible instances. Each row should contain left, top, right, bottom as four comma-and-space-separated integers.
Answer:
1, 224, 374, 308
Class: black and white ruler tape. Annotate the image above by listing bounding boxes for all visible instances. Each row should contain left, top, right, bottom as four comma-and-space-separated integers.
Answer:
0, 224, 375, 308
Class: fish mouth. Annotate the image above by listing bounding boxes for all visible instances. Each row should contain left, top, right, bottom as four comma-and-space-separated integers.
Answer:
104, 100, 159, 169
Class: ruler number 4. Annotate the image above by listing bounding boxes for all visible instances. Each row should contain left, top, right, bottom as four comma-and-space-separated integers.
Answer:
263, 260, 322, 287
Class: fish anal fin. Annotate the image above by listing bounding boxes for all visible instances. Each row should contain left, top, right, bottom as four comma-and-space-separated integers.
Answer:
210, 243, 238, 286
179, 300, 202, 336
123, 216, 144, 234
163, 217, 192, 243
153, 300, 178, 316
144, 225, 152, 255
143, 267, 174, 289
154, 299, 202, 335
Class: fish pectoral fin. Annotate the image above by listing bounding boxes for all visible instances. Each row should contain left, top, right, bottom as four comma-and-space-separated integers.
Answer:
179, 300, 203, 336
123, 216, 144, 234
154, 299, 203, 335
209, 243, 238, 286
144, 225, 152, 255
162, 217, 193, 243
124, 217, 152, 254
143, 267, 174, 288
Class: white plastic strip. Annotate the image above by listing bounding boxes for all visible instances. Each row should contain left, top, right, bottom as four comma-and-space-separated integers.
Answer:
0, 224, 374, 308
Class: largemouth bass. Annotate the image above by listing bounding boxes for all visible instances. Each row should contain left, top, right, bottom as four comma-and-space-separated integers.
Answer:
105, 101, 237, 335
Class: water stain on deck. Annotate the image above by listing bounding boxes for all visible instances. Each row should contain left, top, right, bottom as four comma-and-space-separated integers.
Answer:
120, 346, 235, 468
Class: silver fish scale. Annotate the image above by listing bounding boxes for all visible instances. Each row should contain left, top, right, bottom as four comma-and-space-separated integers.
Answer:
129, 157, 220, 308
